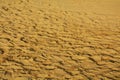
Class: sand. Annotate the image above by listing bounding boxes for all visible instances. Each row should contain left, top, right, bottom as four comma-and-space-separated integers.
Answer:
0, 0, 120, 80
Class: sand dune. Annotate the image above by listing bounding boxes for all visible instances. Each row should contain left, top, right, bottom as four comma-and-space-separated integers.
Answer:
0, 0, 120, 80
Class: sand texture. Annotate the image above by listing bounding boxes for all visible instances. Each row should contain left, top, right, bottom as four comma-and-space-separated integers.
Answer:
0, 0, 120, 80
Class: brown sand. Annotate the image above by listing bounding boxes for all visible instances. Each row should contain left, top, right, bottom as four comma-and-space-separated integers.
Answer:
0, 0, 120, 80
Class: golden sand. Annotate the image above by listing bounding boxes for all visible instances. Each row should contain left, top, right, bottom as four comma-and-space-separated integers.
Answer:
0, 0, 120, 80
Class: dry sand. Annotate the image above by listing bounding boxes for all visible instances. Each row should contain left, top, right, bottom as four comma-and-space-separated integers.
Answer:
0, 0, 120, 80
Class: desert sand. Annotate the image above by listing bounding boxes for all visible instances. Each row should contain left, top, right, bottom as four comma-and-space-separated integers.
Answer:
0, 0, 120, 80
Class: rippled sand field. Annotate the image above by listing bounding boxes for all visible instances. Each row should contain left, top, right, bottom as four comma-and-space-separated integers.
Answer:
0, 0, 120, 80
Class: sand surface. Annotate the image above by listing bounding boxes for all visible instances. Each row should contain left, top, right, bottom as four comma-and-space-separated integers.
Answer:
0, 0, 120, 80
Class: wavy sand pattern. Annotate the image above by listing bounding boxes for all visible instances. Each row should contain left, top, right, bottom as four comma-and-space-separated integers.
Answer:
0, 0, 120, 80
